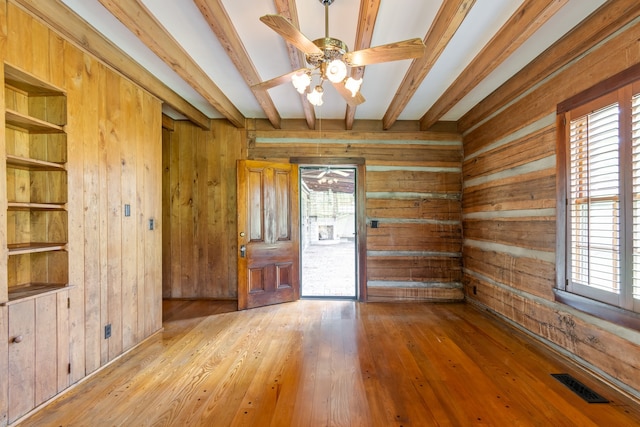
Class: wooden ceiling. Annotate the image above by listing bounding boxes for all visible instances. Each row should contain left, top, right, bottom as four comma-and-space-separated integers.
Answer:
19, 0, 609, 130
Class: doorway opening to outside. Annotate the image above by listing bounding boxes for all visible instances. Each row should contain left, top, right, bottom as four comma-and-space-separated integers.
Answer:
300, 166, 357, 299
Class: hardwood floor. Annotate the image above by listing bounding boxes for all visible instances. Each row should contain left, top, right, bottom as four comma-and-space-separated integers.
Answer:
18, 300, 640, 426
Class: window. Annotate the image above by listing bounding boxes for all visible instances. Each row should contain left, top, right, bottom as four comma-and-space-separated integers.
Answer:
559, 75, 640, 314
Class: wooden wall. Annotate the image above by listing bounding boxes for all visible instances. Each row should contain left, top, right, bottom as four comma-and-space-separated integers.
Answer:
248, 120, 463, 302
0, 2, 163, 423
161, 119, 463, 302
162, 120, 244, 299
461, 0, 640, 398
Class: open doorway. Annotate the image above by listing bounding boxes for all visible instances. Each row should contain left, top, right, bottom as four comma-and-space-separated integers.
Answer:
300, 166, 357, 298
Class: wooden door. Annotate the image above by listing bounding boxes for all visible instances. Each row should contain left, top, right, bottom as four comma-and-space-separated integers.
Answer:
237, 160, 299, 310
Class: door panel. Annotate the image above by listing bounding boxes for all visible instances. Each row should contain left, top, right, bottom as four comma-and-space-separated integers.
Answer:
237, 160, 299, 310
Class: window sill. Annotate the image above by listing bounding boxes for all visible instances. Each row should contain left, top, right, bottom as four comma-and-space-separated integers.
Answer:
554, 289, 640, 333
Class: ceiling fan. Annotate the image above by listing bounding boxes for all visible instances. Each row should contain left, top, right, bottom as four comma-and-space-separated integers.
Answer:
254, 0, 426, 107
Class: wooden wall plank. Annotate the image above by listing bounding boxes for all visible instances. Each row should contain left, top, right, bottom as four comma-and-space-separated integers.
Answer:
464, 245, 554, 300
144, 91, 162, 335
367, 222, 461, 253
80, 53, 101, 376
463, 218, 555, 252
366, 170, 461, 193
462, 126, 555, 181
161, 129, 172, 299
97, 61, 110, 368
367, 256, 462, 282
367, 286, 463, 302
62, 39, 86, 384
367, 198, 461, 221
105, 70, 123, 361
137, 87, 148, 338
463, 170, 556, 213
120, 77, 137, 352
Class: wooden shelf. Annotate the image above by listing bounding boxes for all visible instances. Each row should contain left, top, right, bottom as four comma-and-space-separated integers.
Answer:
3, 283, 68, 305
8, 242, 67, 255
7, 202, 66, 211
6, 109, 65, 133
6, 154, 66, 171
4, 63, 65, 96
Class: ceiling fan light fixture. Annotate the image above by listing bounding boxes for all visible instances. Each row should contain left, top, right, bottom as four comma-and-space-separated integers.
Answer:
345, 77, 363, 97
307, 85, 324, 106
292, 70, 311, 94
326, 59, 347, 83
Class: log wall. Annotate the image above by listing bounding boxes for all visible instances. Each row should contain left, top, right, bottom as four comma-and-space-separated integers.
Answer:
0, 2, 163, 423
249, 121, 463, 302
461, 1, 640, 398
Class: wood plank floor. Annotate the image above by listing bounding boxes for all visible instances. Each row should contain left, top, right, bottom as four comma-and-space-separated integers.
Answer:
18, 300, 640, 426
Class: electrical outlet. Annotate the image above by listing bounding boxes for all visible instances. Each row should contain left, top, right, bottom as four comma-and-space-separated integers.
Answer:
105, 324, 112, 339
124, 204, 131, 217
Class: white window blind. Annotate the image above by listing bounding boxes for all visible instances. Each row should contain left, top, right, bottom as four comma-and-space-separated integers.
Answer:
632, 93, 640, 300
569, 102, 621, 295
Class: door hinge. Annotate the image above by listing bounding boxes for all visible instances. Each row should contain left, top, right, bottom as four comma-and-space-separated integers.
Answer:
67, 297, 71, 309
68, 363, 71, 374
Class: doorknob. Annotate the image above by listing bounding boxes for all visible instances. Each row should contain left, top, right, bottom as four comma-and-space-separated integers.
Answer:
240, 245, 246, 258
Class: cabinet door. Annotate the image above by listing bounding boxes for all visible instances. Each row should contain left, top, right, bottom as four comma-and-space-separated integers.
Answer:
8, 300, 35, 423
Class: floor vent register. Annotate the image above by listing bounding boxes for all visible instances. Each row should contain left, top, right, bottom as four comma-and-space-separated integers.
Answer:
551, 373, 609, 403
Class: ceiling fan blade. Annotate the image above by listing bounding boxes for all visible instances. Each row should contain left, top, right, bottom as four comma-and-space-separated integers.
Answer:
252, 68, 309, 91
260, 15, 323, 56
332, 169, 350, 177
332, 81, 365, 106
344, 38, 426, 67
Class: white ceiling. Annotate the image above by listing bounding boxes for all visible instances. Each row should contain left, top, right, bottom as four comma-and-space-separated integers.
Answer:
59, 0, 607, 127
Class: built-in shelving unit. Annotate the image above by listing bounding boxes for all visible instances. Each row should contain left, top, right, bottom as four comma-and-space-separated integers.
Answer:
3, 63, 68, 304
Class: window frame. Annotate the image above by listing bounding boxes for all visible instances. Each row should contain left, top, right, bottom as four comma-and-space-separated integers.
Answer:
557, 63, 640, 317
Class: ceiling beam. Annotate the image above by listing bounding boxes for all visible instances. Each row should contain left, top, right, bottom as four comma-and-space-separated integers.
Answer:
382, 0, 475, 130
345, 0, 381, 131
194, 0, 282, 129
97, 0, 245, 128
419, 0, 568, 130
273, 0, 315, 130
12, 0, 211, 130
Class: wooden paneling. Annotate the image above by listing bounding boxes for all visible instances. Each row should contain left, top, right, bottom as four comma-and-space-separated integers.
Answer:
162, 120, 244, 299
462, 5, 640, 399
0, 3, 163, 421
